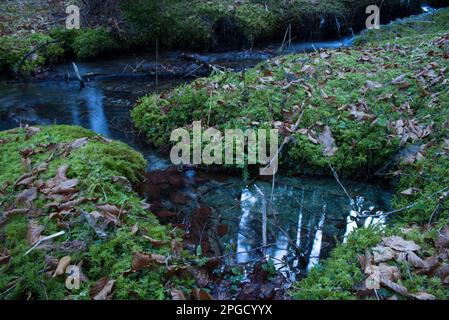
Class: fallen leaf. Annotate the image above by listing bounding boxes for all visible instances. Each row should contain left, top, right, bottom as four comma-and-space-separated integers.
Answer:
53, 256, 71, 277
15, 188, 37, 208
26, 220, 44, 245
366, 80, 383, 90
405, 251, 427, 269
171, 288, 186, 300
400, 188, 421, 195
24, 126, 41, 139
61, 138, 89, 157
0, 249, 11, 265
131, 252, 166, 271
409, 292, 436, 300
97, 204, 122, 216
318, 126, 338, 157
382, 236, 421, 252
380, 278, 409, 297
434, 264, 449, 280
192, 288, 213, 300
372, 245, 396, 263
436, 225, 449, 249
131, 224, 139, 235
378, 263, 401, 282
91, 277, 115, 300
142, 235, 167, 248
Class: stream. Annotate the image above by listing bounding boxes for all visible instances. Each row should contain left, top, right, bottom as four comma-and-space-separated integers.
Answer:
0, 5, 438, 294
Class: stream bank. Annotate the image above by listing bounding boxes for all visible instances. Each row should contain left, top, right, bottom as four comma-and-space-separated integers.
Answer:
1, 5, 448, 300
0, 0, 431, 75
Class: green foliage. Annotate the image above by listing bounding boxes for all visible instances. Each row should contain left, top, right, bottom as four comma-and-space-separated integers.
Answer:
119, 0, 423, 50
72, 28, 119, 59
293, 226, 383, 300
0, 32, 64, 73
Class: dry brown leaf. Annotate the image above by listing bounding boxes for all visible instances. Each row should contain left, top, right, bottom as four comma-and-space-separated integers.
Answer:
382, 236, 421, 252
142, 235, 167, 248
15, 188, 37, 208
97, 204, 122, 216
131, 224, 139, 235
318, 126, 338, 157
61, 138, 89, 157
372, 245, 396, 263
111, 176, 132, 191
366, 80, 383, 90
0, 249, 11, 265
192, 288, 213, 300
380, 278, 409, 297
436, 225, 449, 249
378, 263, 401, 282
58, 197, 87, 211
434, 264, 449, 280
131, 252, 166, 271
409, 292, 436, 300
91, 277, 115, 300
171, 239, 182, 256
400, 188, 421, 196
26, 220, 44, 245
24, 126, 41, 139
171, 288, 186, 300
405, 251, 427, 269
53, 255, 71, 277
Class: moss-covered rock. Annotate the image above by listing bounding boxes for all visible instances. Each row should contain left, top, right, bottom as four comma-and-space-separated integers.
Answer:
0, 125, 193, 300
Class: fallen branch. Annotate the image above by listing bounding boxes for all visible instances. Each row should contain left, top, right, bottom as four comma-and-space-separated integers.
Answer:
24, 231, 65, 256
72, 62, 85, 88
16, 40, 62, 74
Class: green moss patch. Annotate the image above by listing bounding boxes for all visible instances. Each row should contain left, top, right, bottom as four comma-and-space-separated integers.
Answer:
0, 125, 193, 300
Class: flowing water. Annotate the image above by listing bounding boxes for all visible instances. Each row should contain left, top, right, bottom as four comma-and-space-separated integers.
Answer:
1, 6, 438, 275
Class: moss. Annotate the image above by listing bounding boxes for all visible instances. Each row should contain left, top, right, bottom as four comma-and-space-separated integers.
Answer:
293, 222, 449, 299
72, 28, 120, 59
0, 32, 64, 74
0, 125, 192, 300
120, 0, 424, 50
292, 227, 383, 300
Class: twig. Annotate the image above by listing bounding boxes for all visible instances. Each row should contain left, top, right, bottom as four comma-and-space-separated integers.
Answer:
362, 185, 449, 219
24, 231, 65, 255
264, 107, 306, 169
328, 162, 356, 213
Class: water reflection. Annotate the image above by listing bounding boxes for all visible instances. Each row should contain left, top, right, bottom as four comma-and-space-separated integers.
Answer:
80, 86, 110, 137
200, 177, 391, 276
